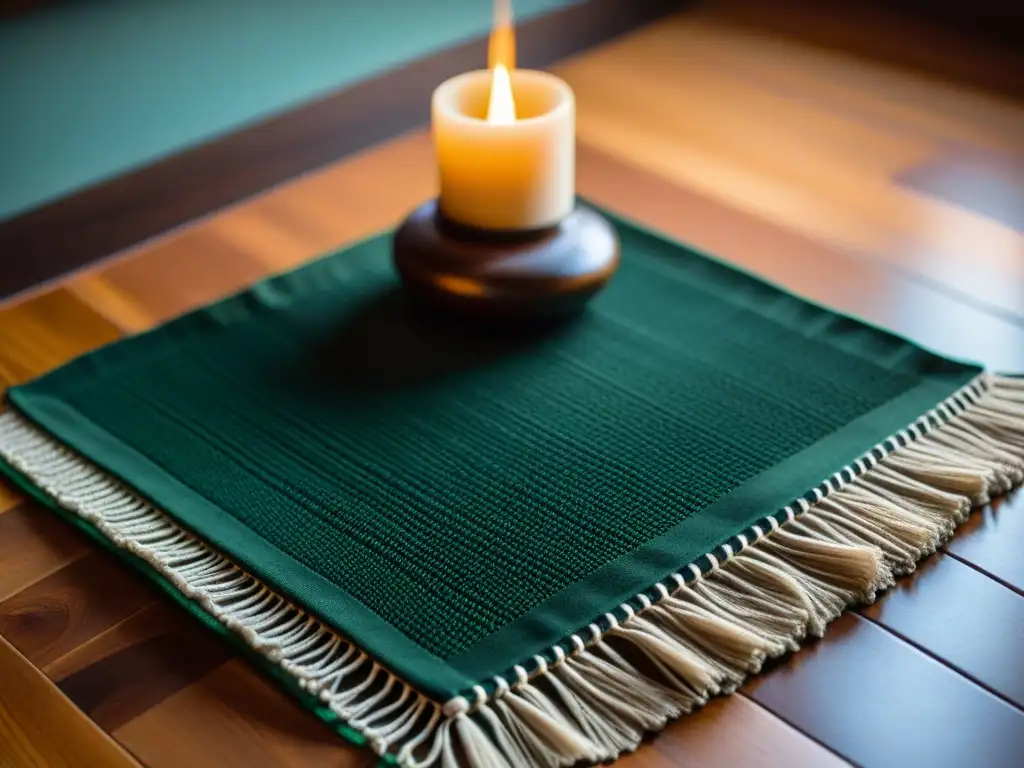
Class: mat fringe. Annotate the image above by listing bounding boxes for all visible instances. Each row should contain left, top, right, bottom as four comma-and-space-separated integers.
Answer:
1, 373, 1021, 767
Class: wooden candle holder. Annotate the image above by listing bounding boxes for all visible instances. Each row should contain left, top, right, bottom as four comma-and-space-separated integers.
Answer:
392, 200, 619, 323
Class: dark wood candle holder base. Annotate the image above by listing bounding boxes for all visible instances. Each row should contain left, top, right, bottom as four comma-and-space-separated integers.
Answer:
392, 200, 619, 324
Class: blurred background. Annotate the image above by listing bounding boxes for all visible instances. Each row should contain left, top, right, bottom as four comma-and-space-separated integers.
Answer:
1, 0, 1020, 221
0, 0, 1020, 301
0, 0, 580, 221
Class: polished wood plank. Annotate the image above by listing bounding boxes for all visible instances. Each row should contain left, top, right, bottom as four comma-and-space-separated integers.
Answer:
0, 505, 232, 731
637, 695, 849, 768
0, 289, 121, 393
71, 229, 268, 331
0, 505, 90, 603
66, 273, 170, 337
110, 656, 848, 768
70, 223, 289, 334
558, 11, 1024, 322
0, 553, 156, 673
113, 660, 374, 768
696, 1, 1024, 139
216, 130, 439, 271
746, 613, 1024, 767
860, 553, 1024, 708
618, 743, 680, 768
0, 484, 19, 515
70, 132, 438, 332
21, 552, 236, 737
706, 0, 1024, 100
44, 602, 181, 684
0, 633, 140, 768
945, 493, 1024, 595
56, 617, 233, 734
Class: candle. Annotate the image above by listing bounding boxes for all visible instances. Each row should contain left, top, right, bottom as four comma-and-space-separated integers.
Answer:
432, 2, 575, 231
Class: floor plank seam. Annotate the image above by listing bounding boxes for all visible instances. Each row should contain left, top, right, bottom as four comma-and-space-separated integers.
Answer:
856, 613, 1024, 713
735, 692, 858, 766
941, 549, 1024, 599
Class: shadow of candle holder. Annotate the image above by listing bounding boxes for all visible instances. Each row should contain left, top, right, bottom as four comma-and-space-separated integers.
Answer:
289, 287, 576, 396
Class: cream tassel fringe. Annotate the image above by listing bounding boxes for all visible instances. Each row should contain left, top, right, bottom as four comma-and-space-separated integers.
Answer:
0, 373, 1021, 767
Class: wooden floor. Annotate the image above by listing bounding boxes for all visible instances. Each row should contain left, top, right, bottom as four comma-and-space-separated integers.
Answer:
1, 2, 1023, 766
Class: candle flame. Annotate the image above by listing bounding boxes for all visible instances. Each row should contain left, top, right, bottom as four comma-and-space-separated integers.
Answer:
488, 0, 515, 71
487, 64, 516, 124
487, 0, 516, 124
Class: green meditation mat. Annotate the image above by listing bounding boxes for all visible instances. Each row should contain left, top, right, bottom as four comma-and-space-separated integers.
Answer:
1, 209, 1022, 767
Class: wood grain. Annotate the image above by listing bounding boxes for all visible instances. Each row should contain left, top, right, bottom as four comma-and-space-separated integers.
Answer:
707, 0, 1024, 100
0, 289, 121, 393
73, 229, 270, 332
0, 633, 140, 768
0, 505, 91, 603
558, 9, 1024, 323
0, 553, 156, 672
44, 602, 186, 684
56, 615, 234, 734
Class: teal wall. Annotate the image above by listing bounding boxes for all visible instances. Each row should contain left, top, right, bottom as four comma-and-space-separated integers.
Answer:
0, 0, 578, 220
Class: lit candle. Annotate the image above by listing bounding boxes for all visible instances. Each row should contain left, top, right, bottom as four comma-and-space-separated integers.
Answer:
432, 0, 575, 231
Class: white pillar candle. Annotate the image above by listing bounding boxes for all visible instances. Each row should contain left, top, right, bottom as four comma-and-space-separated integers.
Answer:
432, 67, 575, 231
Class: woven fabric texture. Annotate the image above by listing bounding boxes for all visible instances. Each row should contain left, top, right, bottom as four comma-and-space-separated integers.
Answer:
6, 212, 980, 697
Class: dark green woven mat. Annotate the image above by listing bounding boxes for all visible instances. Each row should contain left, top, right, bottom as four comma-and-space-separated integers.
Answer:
0, 211, 981, 700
